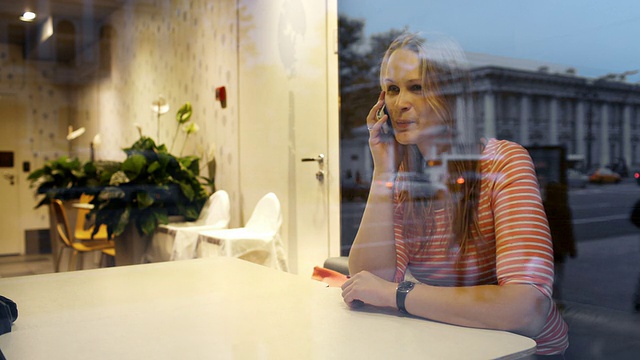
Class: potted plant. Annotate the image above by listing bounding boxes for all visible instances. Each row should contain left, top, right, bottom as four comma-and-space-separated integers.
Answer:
90, 135, 209, 239
28, 157, 122, 205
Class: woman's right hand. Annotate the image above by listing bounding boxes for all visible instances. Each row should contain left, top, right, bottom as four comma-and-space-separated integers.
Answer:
367, 91, 399, 176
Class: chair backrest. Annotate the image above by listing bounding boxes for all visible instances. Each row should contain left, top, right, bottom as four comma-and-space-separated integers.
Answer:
50, 199, 73, 247
203, 190, 231, 228
245, 192, 282, 234
75, 193, 93, 233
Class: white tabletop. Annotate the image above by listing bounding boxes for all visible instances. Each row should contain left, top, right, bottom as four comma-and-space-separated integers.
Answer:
0, 258, 536, 359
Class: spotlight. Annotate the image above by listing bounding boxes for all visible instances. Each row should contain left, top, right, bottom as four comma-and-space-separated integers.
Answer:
20, 11, 37, 22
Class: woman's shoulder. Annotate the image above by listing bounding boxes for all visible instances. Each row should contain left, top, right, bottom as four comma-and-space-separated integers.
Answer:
481, 138, 529, 157
480, 138, 535, 173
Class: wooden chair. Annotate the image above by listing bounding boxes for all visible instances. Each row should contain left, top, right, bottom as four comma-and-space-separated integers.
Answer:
49, 199, 115, 271
74, 193, 110, 240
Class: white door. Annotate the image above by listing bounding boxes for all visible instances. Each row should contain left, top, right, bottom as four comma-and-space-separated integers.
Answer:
0, 97, 24, 254
290, 0, 340, 274
238, 0, 339, 275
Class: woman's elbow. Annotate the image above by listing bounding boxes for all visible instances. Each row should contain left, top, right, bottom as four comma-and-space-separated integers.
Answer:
510, 290, 552, 338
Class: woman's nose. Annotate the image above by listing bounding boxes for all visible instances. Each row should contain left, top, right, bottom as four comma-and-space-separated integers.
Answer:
395, 90, 411, 110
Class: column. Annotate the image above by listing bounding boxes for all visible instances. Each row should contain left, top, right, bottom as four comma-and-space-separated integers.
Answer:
455, 95, 469, 144
483, 92, 496, 139
623, 104, 632, 168
549, 97, 558, 145
467, 94, 476, 141
519, 95, 530, 146
600, 103, 610, 167
575, 101, 586, 158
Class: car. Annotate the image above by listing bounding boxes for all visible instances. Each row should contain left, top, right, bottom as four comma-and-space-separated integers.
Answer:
567, 169, 588, 188
608, 159, 629, 177
588, 167, 621, 184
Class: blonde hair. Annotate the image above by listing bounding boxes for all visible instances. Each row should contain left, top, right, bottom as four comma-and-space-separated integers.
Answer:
380, 32, 483, 255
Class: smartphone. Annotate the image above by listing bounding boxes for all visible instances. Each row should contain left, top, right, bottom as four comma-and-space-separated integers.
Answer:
376, 105, 394, 136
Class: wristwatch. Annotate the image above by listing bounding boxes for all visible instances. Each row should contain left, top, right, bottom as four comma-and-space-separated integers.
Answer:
396, 281, 415, 314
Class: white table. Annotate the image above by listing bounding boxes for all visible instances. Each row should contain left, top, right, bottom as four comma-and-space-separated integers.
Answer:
0, 258, 536, 359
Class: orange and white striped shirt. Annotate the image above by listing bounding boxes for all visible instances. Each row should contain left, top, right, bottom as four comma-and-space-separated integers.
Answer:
393, 138, 569, 355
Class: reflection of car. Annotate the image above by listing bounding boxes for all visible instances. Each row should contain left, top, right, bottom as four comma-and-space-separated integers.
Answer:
567, 169, 588, 188
589, 167, 621, 184
634, 170, 640, 185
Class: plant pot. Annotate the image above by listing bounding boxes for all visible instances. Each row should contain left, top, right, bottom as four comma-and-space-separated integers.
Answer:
115, 224, 151, 266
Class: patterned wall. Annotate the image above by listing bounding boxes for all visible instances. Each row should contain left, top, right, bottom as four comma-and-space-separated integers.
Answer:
72, 0, 241, 224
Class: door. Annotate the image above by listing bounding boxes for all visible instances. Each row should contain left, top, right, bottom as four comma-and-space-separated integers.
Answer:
0, 97, 24, 254
238, 0, 339, 275
291, 0, 340, 274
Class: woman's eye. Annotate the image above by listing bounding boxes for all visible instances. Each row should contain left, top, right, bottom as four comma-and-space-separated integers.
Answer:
387, 85, 399, 94
410, 84, 422, 92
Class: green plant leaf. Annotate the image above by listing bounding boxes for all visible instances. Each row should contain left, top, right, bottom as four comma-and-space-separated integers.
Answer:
114, 208, 131, 236
137, 191, 154, 208
27, 168, 45, 181
122, 154, 147, 180
147, 161, 161, 174
154, 210, 169, 226
176, 102, 192, 124
109, 171, 130, 186
179, 182, 195, 201
183, 205, 200, 220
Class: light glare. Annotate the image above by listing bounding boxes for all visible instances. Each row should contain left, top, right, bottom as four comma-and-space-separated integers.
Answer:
20, 11, 36, 22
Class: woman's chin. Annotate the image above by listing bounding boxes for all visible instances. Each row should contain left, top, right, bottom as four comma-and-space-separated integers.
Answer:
394, 132, 417, 145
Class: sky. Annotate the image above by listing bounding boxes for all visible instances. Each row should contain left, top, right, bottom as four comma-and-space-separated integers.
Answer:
339, 0, 640, 82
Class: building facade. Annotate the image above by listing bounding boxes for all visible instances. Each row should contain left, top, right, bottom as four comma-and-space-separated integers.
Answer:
457, 66, 640, 171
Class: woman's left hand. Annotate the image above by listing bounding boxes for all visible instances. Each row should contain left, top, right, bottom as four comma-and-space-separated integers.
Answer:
341, 270, 397, 309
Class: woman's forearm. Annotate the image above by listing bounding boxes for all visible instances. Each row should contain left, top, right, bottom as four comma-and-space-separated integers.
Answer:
404, 283, 551, 338
348, 173, 397, 280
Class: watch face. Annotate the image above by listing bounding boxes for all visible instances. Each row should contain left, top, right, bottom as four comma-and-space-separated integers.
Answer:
398, 281, 415, 292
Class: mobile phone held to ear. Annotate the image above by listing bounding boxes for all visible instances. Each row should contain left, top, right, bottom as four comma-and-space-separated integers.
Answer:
376, 105, 394, 136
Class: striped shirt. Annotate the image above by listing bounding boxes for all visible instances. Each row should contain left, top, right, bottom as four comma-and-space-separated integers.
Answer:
393, 138, 569, 355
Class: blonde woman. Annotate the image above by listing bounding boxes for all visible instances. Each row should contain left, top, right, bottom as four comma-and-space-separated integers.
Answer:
341, 33, 568, 356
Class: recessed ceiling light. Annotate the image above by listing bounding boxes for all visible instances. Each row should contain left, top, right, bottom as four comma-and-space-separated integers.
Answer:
20, 11, 37, 22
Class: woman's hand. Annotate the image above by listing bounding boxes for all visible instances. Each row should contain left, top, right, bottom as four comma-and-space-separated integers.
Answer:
367, 91, 399, 176
341, 270, 397, 309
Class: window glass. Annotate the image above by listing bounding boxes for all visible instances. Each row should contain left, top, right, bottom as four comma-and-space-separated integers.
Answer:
338, 0, 640, 328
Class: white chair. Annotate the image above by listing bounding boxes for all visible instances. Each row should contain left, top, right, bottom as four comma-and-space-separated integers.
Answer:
144, 190, 231, 262
196, 192, 288, 271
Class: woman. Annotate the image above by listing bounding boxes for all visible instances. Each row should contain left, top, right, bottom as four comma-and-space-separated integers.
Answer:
341, 33, 568, 356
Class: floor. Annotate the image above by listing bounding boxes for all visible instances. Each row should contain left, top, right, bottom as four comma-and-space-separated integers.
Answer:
0, 254, 55, 278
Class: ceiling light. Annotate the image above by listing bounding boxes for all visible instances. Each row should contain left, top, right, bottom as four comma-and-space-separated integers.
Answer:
20, 11, 37, 22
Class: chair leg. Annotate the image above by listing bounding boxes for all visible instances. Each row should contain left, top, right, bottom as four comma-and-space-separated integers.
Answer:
55, 247, 64, 272
77, 253, 84, 270
68, 251, 78, 271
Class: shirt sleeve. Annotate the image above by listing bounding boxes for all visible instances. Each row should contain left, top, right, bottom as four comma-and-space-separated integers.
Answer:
393, 187, 409, 283
488, 140, 555, 298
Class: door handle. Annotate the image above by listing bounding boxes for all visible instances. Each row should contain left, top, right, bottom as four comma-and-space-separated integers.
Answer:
301, 154, 324, 165
301, 154, 325, 183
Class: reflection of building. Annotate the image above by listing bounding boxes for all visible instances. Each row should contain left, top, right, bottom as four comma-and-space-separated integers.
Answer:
450, 66, 640, 170
341, 65, 640, 186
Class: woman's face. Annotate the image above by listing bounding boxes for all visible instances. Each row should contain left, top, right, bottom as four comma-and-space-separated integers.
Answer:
383, 48, 442, 154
